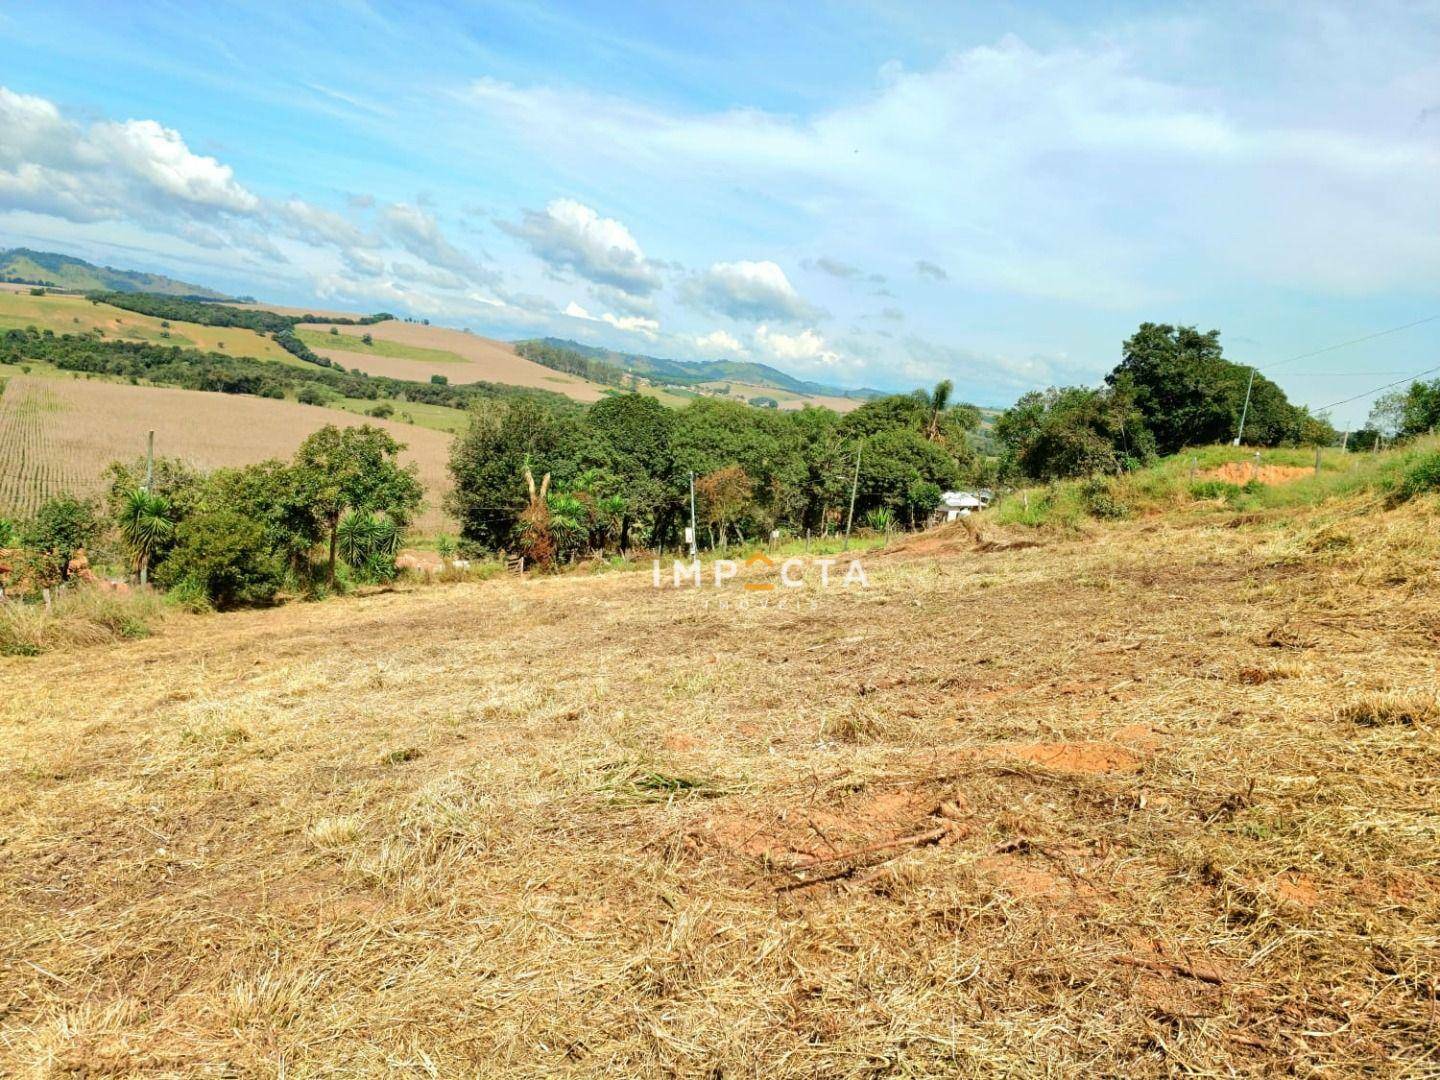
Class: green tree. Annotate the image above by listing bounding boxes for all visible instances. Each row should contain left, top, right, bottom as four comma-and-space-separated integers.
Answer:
293, 425, 423, 586
995, 386, 1153, 481
116, 489, 175, 586
448, 400, 581, 551
156, 510, 283, 609
21, 494, 101, 583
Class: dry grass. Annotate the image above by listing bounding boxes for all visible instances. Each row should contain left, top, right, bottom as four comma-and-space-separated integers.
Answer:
311, 321, 612, 401
1, 498, 1438, 1074
0, 374, 454, 531
0, 290, 294, 363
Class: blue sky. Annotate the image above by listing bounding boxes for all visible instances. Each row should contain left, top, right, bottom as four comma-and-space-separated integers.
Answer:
1, 1, 1436, 422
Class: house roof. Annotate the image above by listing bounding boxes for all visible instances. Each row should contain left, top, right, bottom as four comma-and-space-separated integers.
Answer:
939, 491, 984, 508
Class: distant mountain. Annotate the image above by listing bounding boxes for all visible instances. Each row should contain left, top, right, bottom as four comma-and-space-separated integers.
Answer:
0, 247, 234, 300
528, 338, 885, 400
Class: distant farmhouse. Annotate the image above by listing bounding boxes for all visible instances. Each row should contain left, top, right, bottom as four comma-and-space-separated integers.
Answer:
933, 489, 992, 524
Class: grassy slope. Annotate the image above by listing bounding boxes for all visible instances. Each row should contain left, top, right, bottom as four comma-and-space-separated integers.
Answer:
1, 480, 1437, 1073
295, 327, 469, 366
0, 291, 297, 364
994, 439, 1438, 528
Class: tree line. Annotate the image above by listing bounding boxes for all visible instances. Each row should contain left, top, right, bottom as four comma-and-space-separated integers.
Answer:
513, 339, 634, 389
446, 383, 984, 563
992, 324, 1336, 481
0, 328, 578, 413
0, 425, 421, 611
88, 291, 395, 331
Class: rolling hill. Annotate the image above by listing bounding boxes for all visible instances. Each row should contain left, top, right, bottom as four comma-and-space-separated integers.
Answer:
524, 337, 885, 400
0, 247, 235, 300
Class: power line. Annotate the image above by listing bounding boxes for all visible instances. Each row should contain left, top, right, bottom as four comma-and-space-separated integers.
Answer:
1258, 313, 1440, 373
1313, 362, 1440, 414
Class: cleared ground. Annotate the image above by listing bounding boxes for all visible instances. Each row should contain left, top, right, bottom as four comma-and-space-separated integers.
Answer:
0, 375, 454, 531
1, 501, 1435, 1074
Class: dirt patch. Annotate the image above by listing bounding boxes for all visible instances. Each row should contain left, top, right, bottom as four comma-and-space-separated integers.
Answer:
972, 741, 1144, 774
1202, 462, 1313, 487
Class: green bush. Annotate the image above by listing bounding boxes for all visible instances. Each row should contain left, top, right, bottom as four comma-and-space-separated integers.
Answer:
1080, 477, 1131, 519
1189, 480, 1242, 500
1396, 451, 1440, 502
155, 510, 283, 609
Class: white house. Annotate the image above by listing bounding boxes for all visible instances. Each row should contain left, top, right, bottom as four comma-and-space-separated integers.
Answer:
934, 490, 992, 523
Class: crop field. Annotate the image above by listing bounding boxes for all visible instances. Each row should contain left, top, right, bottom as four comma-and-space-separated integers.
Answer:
699, 378, 864, 413
0, 291, 298, 365
308, 321, 612, 401
1, 492, 1436, 1075
0, 375, 455, 531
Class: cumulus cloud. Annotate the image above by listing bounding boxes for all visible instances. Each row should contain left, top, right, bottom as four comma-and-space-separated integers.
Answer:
754, 324, 842, 370
681, 260, 820, 323
0, 85, 502, 314
502, 197, 660, 298
691, 329, 745, 356
563, 300, 660, 339
914, 260, 949, 282
0, 86, 259, 230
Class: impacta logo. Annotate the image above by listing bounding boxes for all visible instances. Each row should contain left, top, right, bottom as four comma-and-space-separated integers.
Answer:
652, 552, 869, 589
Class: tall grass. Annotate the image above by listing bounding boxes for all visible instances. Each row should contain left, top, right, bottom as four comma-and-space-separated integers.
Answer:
994, 436, 1440, 528
0, 587, 165, 657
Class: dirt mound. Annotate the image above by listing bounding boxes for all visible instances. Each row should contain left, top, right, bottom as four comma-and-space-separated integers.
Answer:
1202, 462, 1312, 487
879, 518, 1042, 559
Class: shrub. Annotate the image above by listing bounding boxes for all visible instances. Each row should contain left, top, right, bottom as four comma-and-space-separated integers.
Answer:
1080, 476, 1131, 519
367, 402, 395, 419
155, 510, 283, 609
1395, 451, 1440, 502
297, 386, 326, 406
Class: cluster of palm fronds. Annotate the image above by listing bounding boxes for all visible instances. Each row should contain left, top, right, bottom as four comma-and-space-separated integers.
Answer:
335, 510, 402, 583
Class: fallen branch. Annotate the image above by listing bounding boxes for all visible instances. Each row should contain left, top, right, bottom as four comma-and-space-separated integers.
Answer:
1118, 953, 1225, 986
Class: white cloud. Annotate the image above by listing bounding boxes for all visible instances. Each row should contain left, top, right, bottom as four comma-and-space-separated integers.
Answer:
502, 197, 660, 297
692, 329, 744, 356
754, 324, 842, 370
682, 260, 820, 322
380, 202, 492, 284
564, 300, 659, 339
463, 33, 1440, 299
0, 86, 259, 229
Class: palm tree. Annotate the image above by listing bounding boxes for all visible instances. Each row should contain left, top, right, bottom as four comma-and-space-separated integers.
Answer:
117, 489, 174, 587
925, 379, 953, 442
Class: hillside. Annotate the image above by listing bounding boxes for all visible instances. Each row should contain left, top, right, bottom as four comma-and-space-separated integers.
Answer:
2, 474, 1437, 1072
0, 374, 455, 532
528, 336, 885, 400
302, 321, 616, 403
0, 247, 233, 299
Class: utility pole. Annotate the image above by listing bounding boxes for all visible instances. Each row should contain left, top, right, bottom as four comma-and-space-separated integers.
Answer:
1233, 367, 1256, 446
687, 470, 698, 557
141, 430, 155, 587
843, 439, 863, 551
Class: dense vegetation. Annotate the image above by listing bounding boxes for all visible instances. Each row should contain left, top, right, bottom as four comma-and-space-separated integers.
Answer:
0, 425, 421, 618
994, 324, 1336, 481
89, 291, 395, 330
447, 382, 983, 561
0, 328, 579, 413
514, 339, 632, 389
